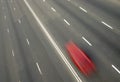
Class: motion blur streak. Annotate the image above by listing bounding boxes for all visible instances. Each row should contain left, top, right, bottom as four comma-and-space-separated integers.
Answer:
0, 0, 120, 82
24, 0, 82, 82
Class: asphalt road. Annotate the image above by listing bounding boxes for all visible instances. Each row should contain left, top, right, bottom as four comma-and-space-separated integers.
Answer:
0, 0, 120, 82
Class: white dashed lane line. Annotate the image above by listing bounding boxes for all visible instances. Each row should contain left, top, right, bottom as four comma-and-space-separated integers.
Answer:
4, 16, 7, 20
24, 0, 82, 81
82, 36, 92, 46
64, 19, 70, 26
112, 64, 120, 74
18, 19, 21, 24
51, 7, 56, 12
36, 62, 43, 75
26, 38, 30, 45
43, 0, 45, 2
7, 28, 9, 33
101, 21, 113, 29
79, 6, 87, 13
14, 7, 16, 11
12, 49, 15, 56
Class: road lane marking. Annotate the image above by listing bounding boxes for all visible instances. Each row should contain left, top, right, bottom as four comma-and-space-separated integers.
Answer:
36, 62, 42, 75
43, 0, 45, 2
24, 0, 82, 81
7, 28, 9, 33
18, 19, 21, 24
14, 7, 16, 11
12, 50, 15, 56
64, 19, 70, 26
82, 37, 92, 46
4, 16, 7, 20
51, 7, 56, 12
112, 65, 120, 74
101, 21, 113, 29
26, 38, 30, 45
79, 7, 87, 13
67, 0, 70, 1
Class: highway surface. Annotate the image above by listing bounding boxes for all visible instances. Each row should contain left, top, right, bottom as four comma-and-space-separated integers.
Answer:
0, 0, 120, 82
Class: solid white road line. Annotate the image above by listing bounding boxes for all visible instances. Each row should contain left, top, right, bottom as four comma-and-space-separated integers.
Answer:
64, 19, 70, 26
112, 65, 120, 74
79, 7, 87, 13
36, 62, 42, 75
82, 37, 92, 46
24, 0, 82, 81
101, 21, 113, 29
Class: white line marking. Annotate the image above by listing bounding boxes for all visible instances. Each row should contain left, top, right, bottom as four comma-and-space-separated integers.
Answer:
26, 38, 30, 45
4, 16, 6, 20
67, 0, 70, 1
101, 21, 113, 29
82, 37, 92, 46
79, 7, 87, 13
112, 65, 120, 74
24, 0, 82, 81
43, 0, 45, 2
7, 28, 9, 33
14, 7, 16, 11
51, 7, 56, 12
36, 62, 42, 75
18, 19, 21, 24
12, 50, 15, 56
64, 19, 70, 26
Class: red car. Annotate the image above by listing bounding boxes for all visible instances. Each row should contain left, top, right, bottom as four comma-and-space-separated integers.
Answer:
65, 41, 96, 76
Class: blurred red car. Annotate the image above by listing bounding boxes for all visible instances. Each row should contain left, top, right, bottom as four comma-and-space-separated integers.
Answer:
65, 41, 96, 76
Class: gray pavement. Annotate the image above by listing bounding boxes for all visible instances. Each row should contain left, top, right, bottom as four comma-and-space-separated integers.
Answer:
0, 0, 120, 82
